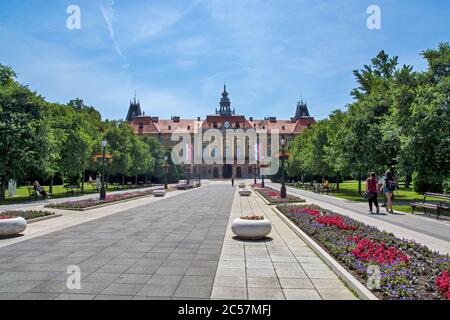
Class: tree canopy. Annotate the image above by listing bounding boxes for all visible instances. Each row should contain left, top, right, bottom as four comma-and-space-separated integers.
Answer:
287, 42, 450, 193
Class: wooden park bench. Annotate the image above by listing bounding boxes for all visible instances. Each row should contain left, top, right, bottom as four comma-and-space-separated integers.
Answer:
321, 184, 334, 195
64, 185, 81, 196
27, 187, 43, 200
411, 192, 450, 219
27, 187, 51, 200
112, 183, 125, 191
88, 183, 100, 193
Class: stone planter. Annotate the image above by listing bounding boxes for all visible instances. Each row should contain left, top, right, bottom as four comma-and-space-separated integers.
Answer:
153, 189, 166, 197
231, 217, 271, 240
239, 190, 252, 197
0, 217, 27, 236
238, 183, 246, 188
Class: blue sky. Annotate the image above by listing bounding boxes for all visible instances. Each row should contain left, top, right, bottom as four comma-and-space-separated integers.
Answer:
0, 0, 448, 120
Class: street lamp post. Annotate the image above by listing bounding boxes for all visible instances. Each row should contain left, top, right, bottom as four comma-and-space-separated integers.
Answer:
162, 156, 169, 190
99, 138, 107, 200
280, 136, 287, 199
186, 164, 190, 186
254, 164, 257, 185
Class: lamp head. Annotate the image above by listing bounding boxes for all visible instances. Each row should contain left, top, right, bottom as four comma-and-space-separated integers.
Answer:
101, 138, 107, 148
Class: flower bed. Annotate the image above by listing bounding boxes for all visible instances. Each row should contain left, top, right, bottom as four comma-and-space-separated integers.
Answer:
255, 187, 304, 204
277, 204, 450, 300
46, 190, 155, 210
0, 210, 55, 221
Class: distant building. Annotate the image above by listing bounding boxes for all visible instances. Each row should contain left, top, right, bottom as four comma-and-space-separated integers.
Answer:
127, 86, 316, 179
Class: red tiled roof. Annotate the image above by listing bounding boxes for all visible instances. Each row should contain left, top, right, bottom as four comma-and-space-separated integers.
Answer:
130, 115, 316, 135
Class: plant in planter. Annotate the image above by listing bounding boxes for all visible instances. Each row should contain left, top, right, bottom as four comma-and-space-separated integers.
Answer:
0, 215, 27, 236
231, 215, 272, 240
256, 187, 305, 204
239, 189, 252, 196
153, 189, 166, 197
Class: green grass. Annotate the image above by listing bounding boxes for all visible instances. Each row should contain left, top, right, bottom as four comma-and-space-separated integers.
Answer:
296, 180, 447, 216
0, 184, 119, 206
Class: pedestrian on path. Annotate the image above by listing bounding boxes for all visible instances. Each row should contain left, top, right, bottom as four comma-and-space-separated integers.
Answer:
384, 170, 396, 214
378, 174, 387, 207
365, 172, 379, 214
231, 177, 234, 187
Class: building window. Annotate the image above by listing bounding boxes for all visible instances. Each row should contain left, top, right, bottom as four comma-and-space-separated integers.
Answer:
213, 122, 218, 128
187, 125, 190, 130
168, 125, 172, 130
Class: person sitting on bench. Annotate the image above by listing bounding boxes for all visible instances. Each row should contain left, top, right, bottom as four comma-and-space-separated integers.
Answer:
33, 181, 48, 200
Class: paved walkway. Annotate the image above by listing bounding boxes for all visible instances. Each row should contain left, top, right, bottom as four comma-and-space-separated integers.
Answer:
0, 184, 234, 300
211, 187, 357, 300
267, 182, 450, 254
0, 188, 184, 249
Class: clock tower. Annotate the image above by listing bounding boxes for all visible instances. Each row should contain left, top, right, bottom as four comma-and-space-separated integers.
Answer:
216, 84, 235, 116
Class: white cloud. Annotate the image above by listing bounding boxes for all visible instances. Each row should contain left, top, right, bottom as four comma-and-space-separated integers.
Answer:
100, 0, 126, 61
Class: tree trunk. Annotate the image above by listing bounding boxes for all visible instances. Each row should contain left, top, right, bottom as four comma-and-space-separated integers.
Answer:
336, 174, 340, 191
358, 172, 362, 194
405, 175, 411, 188
0, 176, 6, 201
81, 170, 85, 193
135, 175, 138, 187
122, 174, 125, 186
49, 175, 54, 194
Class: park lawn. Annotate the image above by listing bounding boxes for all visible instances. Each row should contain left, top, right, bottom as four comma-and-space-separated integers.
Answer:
0, 184, 115, 205
328, 180, 445, 215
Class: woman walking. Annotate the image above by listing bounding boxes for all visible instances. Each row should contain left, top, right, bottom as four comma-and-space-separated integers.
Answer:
365, 172, 379, 214
384, 170, 396, 214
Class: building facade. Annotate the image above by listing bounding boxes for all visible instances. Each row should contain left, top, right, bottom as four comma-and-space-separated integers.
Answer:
127, 86, 316, 179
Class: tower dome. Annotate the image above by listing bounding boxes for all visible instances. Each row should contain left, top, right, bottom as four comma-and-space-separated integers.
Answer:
216, 84, 235, 116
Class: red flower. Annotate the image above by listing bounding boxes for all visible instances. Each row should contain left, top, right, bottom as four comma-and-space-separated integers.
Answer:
290, 208, 321, 217
315, 215, 357, 231
349, 237, 409, 265
435, 270, 450, 300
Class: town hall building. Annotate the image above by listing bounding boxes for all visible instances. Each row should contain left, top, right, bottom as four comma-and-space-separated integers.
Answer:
127, 86, 316, 179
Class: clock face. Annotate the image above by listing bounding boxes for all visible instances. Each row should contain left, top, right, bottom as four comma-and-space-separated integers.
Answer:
224, 121, 230, 129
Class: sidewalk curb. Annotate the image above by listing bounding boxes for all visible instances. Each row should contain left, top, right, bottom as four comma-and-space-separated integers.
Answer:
271, 205, 379, 301
27, 213, 63, 224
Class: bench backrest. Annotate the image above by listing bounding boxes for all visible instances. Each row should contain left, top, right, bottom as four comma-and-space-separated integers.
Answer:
424, 192, 450, 200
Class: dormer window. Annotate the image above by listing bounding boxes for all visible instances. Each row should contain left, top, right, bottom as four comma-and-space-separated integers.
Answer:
168, 125, 172, 130
187, 125, 190, 130
282, 126, 285, 130
139, 123, 144, 129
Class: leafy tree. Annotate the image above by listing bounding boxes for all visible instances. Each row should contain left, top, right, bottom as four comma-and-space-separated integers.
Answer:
0, 64, 49, 199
